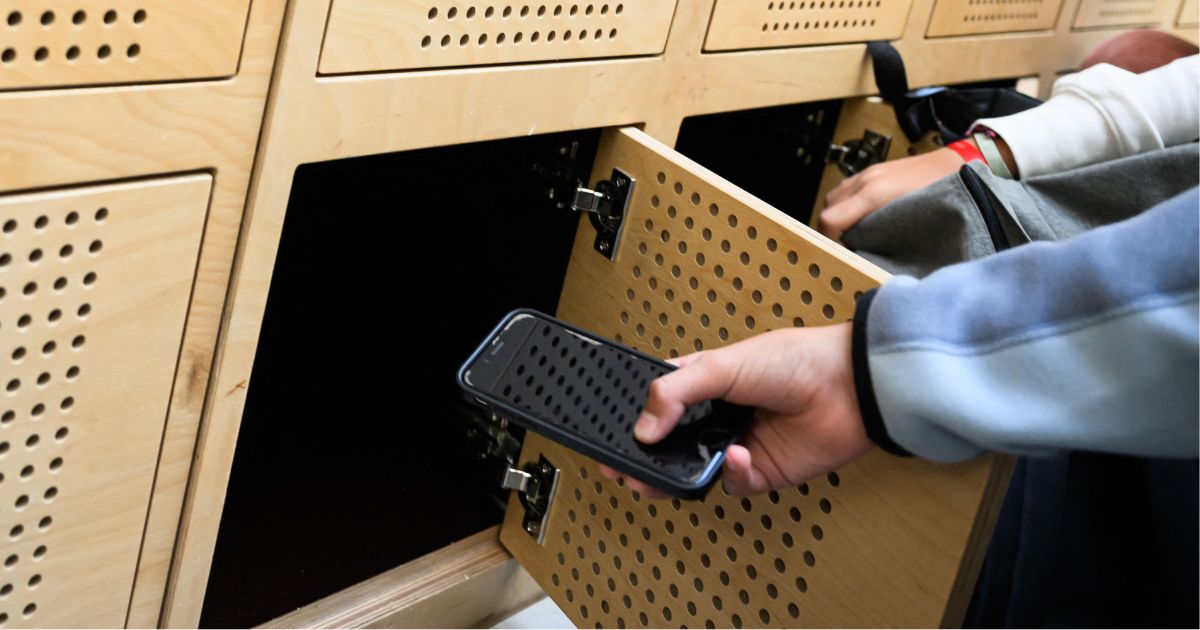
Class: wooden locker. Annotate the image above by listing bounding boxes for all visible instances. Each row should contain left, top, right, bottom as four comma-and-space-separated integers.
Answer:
0, 175, 211, 627
498, 127, 1010, 628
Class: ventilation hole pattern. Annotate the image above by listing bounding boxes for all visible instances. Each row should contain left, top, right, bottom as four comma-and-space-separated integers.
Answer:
539, 130, 890, 627
704, 0, 911, 51
0, 205, 102, 627
929, 0, 1061, 34
322, 1, 681, 73
542, 460, 842, 629
612, 167, 870, 363
420, 3, 630, 51
0, 2, 251, 90
761, 0, 883, 31
1073, 0, 1166, 26
491, 319, 721, 480
1, 6, 145, 72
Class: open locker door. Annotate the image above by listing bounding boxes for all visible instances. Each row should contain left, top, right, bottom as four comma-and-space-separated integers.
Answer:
499, 127, 1011, 628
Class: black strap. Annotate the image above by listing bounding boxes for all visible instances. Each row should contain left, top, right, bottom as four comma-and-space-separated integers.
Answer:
866, 41, 909, 105
866, 41, 927, 141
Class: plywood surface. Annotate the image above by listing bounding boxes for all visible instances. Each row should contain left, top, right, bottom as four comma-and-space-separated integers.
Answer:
320, 0, 679, 73
261, 527, 543, 629
1073, 0, 1175, 26
0, 175, 210, 628
705, 0, 914, 50
1179, 0, 1200, 24
0, 0, 287, 626
927, 0, 1065, 36
0, 0, 253, 90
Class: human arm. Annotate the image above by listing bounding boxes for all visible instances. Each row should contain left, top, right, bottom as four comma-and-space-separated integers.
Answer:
819, 56, 1200, 240
607, 188, 1199, 496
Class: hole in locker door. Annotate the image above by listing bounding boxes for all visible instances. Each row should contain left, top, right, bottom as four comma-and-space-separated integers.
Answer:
200, 130, 603, 628
674, 100, 843, 225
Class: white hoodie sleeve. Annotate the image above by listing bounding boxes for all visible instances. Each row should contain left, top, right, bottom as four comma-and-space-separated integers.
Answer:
973, 55, 1200, 178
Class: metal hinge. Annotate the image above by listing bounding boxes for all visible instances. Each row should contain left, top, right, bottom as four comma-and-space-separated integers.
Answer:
569, 168, 634, 260
501, 455, 560, 544
826, 129, 893, 177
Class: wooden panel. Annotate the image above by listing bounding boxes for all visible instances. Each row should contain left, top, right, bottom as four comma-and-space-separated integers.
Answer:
1073, 0, 1175, 27
261, 527, 543, 629
1179, 0, 1200, 24
0, 0, 252, 90
0, 174, 210, 627
704, 0, 914, 51
319, 0, 679, 74
927, 0, 1064, 36
499, 127, 1008, 627
505, 436, 1009, 628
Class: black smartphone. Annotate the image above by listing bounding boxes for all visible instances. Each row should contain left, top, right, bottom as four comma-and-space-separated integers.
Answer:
457, 308, 752, 499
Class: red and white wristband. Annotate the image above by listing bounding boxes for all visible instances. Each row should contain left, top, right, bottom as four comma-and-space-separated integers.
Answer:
946, 138, 986, 165
946, 134, 1014, 179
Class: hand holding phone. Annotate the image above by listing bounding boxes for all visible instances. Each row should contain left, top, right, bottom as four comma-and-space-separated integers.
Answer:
458, 309, 752, 499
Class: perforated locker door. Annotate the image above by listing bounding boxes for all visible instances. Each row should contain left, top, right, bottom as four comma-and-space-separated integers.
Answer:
0, 1, 253, 90
0, 175, 210, 627
704, 0, 915, 52
498, 127, 1012, 628
1072, 0, 1176, 28
926, 0, 1065, 36
319, 0, 679, 74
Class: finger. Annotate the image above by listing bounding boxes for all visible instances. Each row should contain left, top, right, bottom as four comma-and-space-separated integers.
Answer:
720, 445, 772, 496
818, 193, 874, 242
634, 353, 737, 444
669, 351, 707, 368
824, 171, 864, 207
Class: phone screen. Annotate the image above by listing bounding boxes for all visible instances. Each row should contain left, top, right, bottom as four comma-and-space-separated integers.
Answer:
459, 310, 751, 496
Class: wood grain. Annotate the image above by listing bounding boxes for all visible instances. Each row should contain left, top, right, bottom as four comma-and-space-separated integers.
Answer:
705, 0, 914, 51
1073, 0, 1176, 27
0, 0, 252, 90
927, 0, 1066, 36
0, 0, 287, 626
1179, 0, 1200, 25
320, 0, 679, 73
260, 527, 543, 629
0, 175, 211, 628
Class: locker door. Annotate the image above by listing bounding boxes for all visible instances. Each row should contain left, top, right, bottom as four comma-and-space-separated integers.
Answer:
499, 127, 1011, 628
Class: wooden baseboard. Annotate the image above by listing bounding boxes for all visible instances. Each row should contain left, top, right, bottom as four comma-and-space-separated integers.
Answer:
260, 526, 544, 629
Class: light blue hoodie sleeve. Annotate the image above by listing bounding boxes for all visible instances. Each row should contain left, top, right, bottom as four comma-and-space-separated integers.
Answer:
851, 188, 1199, 461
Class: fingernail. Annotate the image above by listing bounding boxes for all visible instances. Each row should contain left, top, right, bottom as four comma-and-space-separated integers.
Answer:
634, 415, 657, 441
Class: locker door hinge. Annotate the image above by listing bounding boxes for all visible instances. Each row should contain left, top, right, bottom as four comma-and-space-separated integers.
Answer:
826, 129, 893, 177
501, 455, 560, 544
569, 168, 634, 260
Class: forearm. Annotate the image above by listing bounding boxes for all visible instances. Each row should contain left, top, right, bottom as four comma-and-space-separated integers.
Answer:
852, 189, 1200, 461
974, 56, 1200, 178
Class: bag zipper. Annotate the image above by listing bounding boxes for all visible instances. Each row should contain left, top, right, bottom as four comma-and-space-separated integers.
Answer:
959, 165, 1012, 252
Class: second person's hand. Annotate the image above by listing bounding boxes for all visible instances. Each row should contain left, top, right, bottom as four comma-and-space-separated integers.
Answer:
819, 148, 965, 241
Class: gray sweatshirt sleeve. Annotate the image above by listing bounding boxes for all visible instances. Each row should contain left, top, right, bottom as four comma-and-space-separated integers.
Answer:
851, 188, 1199, 461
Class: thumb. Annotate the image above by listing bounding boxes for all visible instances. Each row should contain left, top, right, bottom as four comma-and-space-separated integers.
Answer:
634, 352, 737, 443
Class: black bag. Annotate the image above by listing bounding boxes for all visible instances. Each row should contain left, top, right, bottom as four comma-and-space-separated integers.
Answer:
867, 41, 1042, 143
